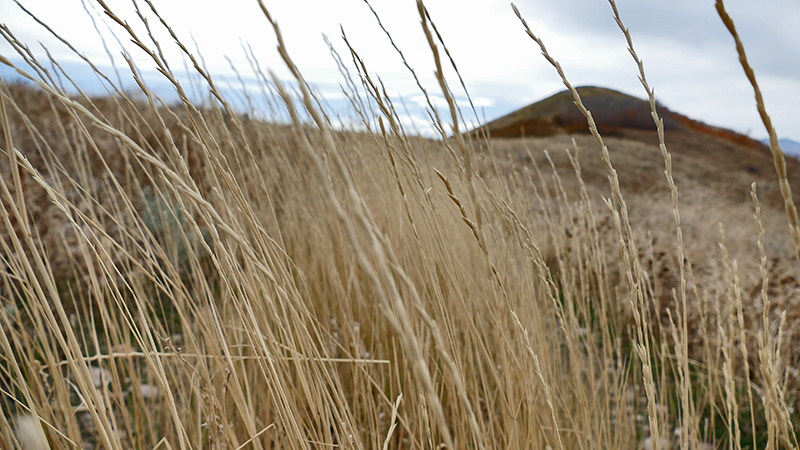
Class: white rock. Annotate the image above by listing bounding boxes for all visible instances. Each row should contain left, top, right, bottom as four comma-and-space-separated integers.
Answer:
90, 367, 111, 389
642, 436, 671, 450
14, 414, 50, 450
139, 383, 161, 399
170, 334, 183, 345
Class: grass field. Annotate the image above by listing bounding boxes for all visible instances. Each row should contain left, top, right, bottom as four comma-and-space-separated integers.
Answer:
1, 1, 799, 449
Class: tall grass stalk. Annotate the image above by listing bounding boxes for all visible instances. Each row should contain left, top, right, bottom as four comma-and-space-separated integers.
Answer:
0, 1, 798, 450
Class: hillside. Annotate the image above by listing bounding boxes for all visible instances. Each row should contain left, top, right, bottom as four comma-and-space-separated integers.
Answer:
5, 0, 800, 448
473, 86, 800, 208
476, 86, 765, 149
3, 63, 800, 450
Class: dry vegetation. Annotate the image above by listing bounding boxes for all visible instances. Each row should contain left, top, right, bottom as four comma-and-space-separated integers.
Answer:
1, 0, 799, 449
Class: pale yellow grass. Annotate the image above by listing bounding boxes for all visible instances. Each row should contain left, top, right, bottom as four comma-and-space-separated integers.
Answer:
0, 1, 798, 450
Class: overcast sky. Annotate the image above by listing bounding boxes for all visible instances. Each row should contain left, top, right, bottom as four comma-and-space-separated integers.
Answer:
1, 0, 798, 141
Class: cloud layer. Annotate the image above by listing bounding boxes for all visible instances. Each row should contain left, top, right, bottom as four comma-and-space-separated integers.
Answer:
1, 0, 798, 140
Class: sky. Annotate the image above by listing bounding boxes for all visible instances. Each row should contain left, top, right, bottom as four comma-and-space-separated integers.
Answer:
1, 0, 799, 142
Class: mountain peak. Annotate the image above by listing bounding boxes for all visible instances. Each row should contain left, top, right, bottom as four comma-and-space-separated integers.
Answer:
475, 86, 765, 152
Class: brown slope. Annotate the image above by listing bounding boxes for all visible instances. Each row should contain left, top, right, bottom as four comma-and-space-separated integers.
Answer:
477, 86, 675, 137
474, 86, 800, 210
476, 86, 766, 153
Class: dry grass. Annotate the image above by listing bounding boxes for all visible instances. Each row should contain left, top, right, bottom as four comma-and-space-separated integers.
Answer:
1, 1, 799, 449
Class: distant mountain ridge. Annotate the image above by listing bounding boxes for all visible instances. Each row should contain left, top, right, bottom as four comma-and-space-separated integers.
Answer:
471, 86, 800, 211
760, 138, 800, 157
475, 86, 767, 152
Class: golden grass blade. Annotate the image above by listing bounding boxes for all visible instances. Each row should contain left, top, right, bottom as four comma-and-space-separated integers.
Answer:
715, 0, 800, 265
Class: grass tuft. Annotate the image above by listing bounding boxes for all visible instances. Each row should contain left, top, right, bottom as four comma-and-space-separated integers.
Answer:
1, 1, 798, 449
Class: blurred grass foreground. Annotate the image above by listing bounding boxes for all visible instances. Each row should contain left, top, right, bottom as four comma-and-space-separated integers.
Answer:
1, 1, 799, 449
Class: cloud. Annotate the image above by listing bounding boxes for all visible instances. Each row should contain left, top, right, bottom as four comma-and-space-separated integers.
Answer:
410, 94, 450, 109
1, 0, 798, 140
462, 96, 495, 108
395, 112, 439, 138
